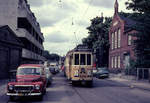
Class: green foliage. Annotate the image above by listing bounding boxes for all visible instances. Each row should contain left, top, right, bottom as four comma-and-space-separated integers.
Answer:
119, 11, 143, 21
125, 0, 150, 13
82, 17, 112, 49
82, 16, 112, 67
125, 0, 150, 68
43, 50, 60, 61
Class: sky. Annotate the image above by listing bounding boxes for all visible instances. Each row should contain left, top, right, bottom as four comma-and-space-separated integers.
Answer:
28, 0, 130, 56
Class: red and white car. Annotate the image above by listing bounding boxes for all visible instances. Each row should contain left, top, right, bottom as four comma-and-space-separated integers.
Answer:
7, 64, 47, 101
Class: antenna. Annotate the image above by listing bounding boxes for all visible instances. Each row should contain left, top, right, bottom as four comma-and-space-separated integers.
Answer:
101, 12, 103, 17
72, 17, 74, 25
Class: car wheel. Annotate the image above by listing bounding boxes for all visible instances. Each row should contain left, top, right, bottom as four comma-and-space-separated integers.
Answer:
49, 81, 52, 85
38, 95, 43, 101
43, 88, 46, 95
9, 96, 15, 101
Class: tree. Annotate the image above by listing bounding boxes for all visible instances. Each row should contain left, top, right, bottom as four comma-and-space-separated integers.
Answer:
43, 50, 60, 61
82, 16, 112, 67
43, 50, 51, 59
125, 0, 150, 68
125, 0, 150, 13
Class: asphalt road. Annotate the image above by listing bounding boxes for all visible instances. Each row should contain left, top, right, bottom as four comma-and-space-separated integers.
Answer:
1, 73, 150, 103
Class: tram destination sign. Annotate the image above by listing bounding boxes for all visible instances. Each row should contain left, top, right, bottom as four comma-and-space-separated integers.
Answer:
74, 44, 92, 52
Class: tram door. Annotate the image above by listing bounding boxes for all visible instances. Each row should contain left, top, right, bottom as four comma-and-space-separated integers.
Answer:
80, 54, 86, 79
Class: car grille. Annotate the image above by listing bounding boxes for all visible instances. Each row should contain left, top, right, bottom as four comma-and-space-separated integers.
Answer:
14, 85, 34, 92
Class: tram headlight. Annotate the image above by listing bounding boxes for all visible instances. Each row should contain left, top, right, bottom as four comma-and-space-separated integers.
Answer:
74, 70, 79, 77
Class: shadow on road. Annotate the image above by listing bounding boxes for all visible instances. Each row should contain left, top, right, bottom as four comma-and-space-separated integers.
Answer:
93, 78, 129, 88
43, 90, 74, 102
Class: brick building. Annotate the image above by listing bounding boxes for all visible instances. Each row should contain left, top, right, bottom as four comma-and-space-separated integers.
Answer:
0, 0, 45, 63
109, 0, 136, 72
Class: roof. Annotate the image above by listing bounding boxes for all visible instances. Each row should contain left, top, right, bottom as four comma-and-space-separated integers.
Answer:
19, 64, 44, 68
119, 15, 137, 32
74, 44, 92, 52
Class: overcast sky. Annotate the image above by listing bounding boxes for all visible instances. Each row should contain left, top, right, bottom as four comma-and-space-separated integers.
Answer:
28, 0, 130, 56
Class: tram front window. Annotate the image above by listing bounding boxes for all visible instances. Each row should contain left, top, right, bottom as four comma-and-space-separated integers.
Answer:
87, 54, 91, 65
80, 54, 86, 65
75, 54, 79, 65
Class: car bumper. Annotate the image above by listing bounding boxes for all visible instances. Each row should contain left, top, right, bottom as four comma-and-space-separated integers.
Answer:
7, 92, 42, 96
99, 74, 109, 77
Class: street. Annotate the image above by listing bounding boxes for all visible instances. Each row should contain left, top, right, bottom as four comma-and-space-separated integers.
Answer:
1, 73, 150, 103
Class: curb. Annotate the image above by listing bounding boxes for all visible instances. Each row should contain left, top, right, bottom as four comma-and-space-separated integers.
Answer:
110, 77, 150, 92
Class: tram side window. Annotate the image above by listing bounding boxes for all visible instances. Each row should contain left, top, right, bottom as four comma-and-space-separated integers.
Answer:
80, 54, 86, 65
75, 54, 79, 65
87, 54, 91, 65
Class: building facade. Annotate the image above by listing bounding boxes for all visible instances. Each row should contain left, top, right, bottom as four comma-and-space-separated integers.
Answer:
0, 0, 45, 63
0, 25, 23, 79
109, 0, 136, 72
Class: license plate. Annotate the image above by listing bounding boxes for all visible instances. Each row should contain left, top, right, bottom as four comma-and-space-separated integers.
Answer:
18, 93, 24, 96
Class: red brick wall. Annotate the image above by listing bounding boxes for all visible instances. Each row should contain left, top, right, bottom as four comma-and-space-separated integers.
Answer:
109, 14, 136, 72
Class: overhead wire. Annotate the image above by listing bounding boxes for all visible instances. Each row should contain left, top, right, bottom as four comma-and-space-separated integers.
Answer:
73, 0, 94, 45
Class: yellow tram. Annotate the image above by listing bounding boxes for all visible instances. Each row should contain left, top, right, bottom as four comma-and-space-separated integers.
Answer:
64, 45, 93, 86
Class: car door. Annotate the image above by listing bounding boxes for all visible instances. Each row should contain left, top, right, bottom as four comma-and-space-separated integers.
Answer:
41, 68, 47, 88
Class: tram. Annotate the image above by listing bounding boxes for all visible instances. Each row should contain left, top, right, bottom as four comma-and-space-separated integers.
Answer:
64, 44, 94, 86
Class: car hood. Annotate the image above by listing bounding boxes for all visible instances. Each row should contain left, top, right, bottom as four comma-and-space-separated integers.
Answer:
16, 75, 42, 82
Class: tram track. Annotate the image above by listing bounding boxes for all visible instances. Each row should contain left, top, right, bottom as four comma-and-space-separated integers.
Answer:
71, 86, 90, 103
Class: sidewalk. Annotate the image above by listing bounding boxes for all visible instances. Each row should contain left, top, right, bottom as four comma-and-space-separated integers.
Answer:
0, 79, 9, 85
109, 73, 150, 91
0, 79, 9, 97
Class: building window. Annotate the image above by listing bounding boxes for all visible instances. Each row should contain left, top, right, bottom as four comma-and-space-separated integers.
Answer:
118, 56, 120, 68
114, 56, 117, 68
111, 57, 114, 68
112, 33, 114, 50
115, 31, 117, 49
118, 29, 121, 48
128, 35, 132, 45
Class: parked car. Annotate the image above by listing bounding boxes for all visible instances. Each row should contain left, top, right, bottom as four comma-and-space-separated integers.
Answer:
49, 62, 59, 74
95, 67, 109, 79
6, 64, 47, 101
45, 68, 52, 86
93, 68, 98, 77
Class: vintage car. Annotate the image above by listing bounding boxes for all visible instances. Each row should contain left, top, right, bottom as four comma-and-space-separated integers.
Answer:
95, 67, 109, 79
6, 64, 47, 101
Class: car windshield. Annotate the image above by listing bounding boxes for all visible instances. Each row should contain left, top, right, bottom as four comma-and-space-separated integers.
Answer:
97, 68, 108, 72
17, 68, 41, 75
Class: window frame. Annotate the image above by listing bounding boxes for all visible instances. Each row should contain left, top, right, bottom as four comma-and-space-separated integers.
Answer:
111, 57, 114, 68
118, 56, 120, 68
128, 35, 132, 46
112, 33, 114, 50
115, 31, 118, 49
118, 29, 121, 48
